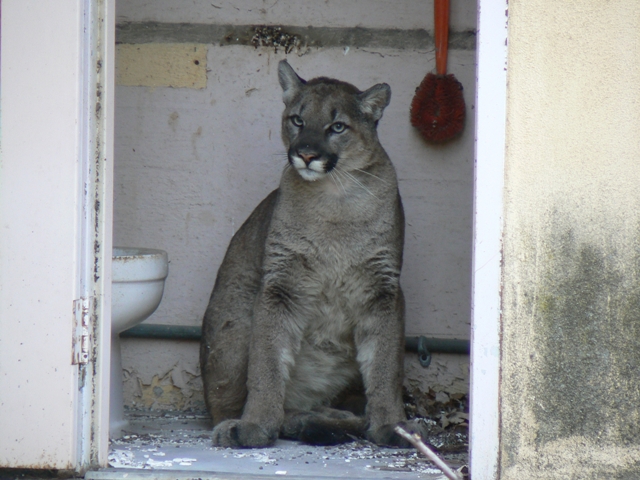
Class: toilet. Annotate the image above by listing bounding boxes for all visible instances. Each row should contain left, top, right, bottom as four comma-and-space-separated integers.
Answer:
111, 247, 169, 438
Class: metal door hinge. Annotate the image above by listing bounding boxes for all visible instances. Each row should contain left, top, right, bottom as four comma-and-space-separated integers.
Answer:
73, 296, 94, 365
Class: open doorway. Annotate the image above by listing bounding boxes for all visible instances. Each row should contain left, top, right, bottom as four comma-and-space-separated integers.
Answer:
102, 0, 505, 478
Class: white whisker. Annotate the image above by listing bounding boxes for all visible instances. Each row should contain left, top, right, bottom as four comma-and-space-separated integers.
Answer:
336, 167, 378, 199
331, 170, 348, 196
328, 171, 342, 194
354, 168, 389, 184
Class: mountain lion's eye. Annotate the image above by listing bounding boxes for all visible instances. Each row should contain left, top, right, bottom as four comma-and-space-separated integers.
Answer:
330, 122, 347, 134
290, 115, 304, 127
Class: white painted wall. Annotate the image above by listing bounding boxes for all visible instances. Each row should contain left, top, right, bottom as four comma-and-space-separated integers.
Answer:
113, 0, 477, 409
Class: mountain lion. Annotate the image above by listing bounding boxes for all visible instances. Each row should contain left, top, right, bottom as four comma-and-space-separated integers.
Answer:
201, 60, 420, 448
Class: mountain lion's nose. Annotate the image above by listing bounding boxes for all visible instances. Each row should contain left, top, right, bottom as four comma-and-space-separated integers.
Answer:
299, 152, 319, 165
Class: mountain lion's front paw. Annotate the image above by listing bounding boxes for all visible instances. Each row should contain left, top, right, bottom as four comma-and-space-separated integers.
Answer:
212, 419, 277, 448
366, 420, 428, 448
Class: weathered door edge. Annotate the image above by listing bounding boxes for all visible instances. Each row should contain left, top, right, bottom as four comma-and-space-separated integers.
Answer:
76, 0, 115, 471
470, 0, 508, 479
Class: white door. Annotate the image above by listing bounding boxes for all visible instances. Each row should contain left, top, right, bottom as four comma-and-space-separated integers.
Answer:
0, 0, 114, 471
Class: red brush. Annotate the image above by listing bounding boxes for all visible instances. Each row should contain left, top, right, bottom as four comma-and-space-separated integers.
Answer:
410, 0, 465, 143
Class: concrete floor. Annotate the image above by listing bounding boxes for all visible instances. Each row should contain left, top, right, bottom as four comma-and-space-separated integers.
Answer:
85, 411, 466, 479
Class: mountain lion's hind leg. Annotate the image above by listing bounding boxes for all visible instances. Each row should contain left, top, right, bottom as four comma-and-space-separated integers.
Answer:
281, 408, 367, 445
200, 304, 250, 425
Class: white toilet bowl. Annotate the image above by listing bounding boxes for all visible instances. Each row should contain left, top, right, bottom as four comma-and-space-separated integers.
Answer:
111, 247, 168, 438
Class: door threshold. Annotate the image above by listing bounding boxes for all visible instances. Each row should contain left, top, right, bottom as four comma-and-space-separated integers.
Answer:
85, 468, 413, 480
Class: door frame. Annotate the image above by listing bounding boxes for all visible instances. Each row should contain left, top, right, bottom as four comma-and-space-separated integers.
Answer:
76, 0, 116, 469
470, 0, 508, 478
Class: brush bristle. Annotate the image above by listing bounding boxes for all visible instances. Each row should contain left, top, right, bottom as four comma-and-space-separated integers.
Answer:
410, 73, 466, 143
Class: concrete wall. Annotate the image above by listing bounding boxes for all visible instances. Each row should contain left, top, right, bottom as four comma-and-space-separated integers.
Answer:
501, 1, 640, 477
113, 0, 477, 410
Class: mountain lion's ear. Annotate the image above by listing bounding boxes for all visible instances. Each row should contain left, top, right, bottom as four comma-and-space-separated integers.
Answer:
358, 83, 391, 122
278, 60, 306, 104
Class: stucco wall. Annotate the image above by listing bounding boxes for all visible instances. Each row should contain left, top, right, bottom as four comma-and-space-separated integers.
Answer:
113, 0, 477, 411
501, 1, 640, 477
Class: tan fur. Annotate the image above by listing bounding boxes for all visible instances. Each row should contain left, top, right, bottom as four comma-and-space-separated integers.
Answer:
200, 60, 418, 447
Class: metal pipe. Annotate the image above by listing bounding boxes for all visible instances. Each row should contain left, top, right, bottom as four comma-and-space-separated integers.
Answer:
405, 335, 470, 367
120, 324, 470, 368
121, 323, 202, 341
405, 336, 470, 355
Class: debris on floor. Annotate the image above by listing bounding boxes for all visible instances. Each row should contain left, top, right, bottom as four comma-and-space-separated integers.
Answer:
104, 400, 468, 479
404, 389, 469, 455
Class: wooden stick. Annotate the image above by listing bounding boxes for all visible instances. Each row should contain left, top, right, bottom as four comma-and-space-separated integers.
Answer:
434, 0, 450, 75
394, 426, 463, 480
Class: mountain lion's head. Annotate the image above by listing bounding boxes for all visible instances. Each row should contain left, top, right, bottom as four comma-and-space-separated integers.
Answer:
278, 60, 391, 182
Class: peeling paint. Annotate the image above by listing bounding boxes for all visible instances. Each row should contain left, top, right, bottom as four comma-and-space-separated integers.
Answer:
115, 22, 478, 51
404, 354, 469, 397
120, 344, 465, 413
122, 348, 205, 411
